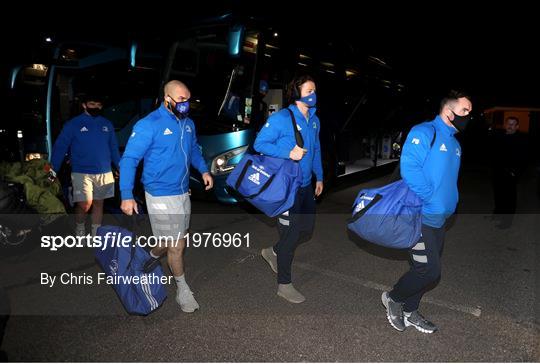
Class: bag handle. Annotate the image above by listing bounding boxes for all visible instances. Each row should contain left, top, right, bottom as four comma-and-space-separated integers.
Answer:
124, 214, 139, 270
286, 108, 304, 148
234, 159, 277, 199
348, 193, 383, 223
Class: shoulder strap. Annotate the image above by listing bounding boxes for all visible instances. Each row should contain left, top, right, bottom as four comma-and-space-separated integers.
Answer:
286, 108, 304, 148
429, 125, 437, 149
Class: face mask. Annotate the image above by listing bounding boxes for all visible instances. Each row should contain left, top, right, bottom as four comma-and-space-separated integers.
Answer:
298, 92, 317, 108
449, 110, 471, 132
86, 107, 101, 117
168, 96, 190, 119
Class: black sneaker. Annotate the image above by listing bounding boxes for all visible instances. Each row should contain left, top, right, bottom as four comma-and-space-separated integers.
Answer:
142, 257, 161, 273
404, 310, 438, 333
381, 291, 405, 331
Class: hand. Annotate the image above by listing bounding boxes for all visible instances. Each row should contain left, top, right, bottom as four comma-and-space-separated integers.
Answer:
289, 145, 307, 161
202, 172, 214, 190
315, 181, 324, 197
121, 199, 138, 215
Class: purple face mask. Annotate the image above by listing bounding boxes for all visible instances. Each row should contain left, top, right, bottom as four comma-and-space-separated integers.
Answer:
168, 95, 190, 119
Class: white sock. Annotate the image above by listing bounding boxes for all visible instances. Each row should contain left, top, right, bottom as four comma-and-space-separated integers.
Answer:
91, 224, 100, 236
150, 250, 160, 259
175, 274, 189, 291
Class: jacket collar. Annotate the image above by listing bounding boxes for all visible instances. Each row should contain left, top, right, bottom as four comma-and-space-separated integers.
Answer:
433, 115, 457, 136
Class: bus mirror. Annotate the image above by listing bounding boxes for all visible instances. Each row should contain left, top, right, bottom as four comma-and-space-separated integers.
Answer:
228, 24, 245, 58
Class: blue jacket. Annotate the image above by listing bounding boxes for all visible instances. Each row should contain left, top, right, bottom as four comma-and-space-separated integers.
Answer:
51, 113, 120, 174
253, 104, 323, 187
119, 105, 208, 200
401, 116, 461, 228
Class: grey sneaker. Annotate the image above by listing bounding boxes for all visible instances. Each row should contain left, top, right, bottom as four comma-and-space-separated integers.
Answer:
381, 291, 405, 331
261, 247, 278, 274
277, 283, 305, 303
176, 288, 200, 313
404, 311, 438, 333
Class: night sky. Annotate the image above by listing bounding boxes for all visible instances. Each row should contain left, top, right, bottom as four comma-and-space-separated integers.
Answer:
3, 3, 538, 110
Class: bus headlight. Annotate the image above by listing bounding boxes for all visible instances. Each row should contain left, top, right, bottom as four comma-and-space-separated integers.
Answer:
211, 146, 248, 175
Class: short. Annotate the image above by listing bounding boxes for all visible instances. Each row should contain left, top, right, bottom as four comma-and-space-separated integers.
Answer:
71, 172, 115, 203
145, 192, 191, 244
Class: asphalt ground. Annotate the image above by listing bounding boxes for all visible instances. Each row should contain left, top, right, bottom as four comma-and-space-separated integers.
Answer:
0, 164, 538, 361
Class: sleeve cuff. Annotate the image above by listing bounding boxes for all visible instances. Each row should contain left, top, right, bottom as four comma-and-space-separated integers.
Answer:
279, 148, 290, 159
121, 190, 134, 200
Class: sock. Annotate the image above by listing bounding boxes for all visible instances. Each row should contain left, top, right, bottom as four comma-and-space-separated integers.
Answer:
150, 250, 160, 259
174, 274, 189, 291
76, 222, 85, 232
404, 311, 412, 317
91, 224, 100, 236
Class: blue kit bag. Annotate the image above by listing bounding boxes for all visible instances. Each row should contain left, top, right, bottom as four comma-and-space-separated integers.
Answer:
95, 222, 167, 315
348, 126, 438, 249
226, 108, 303, 217
347, 179, 423, 249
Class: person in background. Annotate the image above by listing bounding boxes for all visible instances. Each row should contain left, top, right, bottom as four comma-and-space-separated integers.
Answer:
490, 116, 527, 228
51, 94, 120, 237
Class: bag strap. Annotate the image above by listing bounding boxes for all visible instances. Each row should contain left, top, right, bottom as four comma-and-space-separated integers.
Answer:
124, 214, 138, 270
286, 108, 304, 148
429, 125, 437, 148
234, 159, 277, 199
348, 193, 383, 223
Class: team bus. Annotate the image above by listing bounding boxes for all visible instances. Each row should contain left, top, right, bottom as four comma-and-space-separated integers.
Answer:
5, 14, 415, 204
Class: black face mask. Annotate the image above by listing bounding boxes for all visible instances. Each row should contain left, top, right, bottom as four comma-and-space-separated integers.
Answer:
86, 107, 101, 117
450, 111, 471, 132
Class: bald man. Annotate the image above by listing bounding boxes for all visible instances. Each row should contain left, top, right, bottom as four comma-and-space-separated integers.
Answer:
119, 80, 213, 312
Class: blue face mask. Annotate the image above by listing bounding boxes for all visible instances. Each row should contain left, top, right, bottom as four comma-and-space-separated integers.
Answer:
299, 92, 317, 108
168, 95, 190, 119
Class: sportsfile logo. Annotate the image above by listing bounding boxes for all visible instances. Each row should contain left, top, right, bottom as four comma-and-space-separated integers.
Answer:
248, 172, 260, 185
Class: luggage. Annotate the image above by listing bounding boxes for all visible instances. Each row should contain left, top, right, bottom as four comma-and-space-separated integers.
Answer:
347, 179, 423, 249
226, 108, 303, 217
348, 126, 437, 249
95, 223, 167, 315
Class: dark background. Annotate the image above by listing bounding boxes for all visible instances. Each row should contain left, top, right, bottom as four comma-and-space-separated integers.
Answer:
2, 2, 538, 110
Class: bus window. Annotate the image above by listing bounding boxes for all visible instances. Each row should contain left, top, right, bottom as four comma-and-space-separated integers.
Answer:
167, 26, 259, 135
5, 64, 49, 158
50, 43, 163, 149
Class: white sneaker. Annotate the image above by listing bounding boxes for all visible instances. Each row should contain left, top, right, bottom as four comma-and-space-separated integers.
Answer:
175, 288, 200, 313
